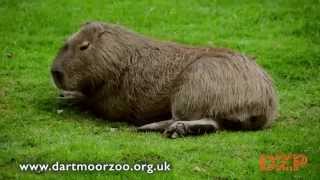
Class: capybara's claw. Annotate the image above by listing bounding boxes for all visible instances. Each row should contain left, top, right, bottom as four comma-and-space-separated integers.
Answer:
163, 122, 188, 138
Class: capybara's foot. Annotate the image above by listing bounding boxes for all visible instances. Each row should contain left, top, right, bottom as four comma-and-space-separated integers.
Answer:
57, 90, 85, 101
137, 120, 175, 132
163, 119, 219, 138
163, 121, 188, 138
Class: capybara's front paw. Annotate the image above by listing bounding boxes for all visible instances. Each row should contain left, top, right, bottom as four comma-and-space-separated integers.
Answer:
57, 90, 85, 101
163, 122, 189, 138
163, 119, 219, 138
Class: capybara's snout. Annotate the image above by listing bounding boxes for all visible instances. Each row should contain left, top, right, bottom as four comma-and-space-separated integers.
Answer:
51, 65, 64, 89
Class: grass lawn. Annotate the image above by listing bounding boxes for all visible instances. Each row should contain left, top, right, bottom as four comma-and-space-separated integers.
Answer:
1, 0, 320, 179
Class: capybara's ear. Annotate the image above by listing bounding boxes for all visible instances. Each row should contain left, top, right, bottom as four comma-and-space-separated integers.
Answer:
82, 21, 106, 36
97, 30, 107, 38
80, 21, 92, 27
80, 21, 104, 29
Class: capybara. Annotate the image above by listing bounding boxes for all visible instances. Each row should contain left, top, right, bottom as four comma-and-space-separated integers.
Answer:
51, 22, 277, 138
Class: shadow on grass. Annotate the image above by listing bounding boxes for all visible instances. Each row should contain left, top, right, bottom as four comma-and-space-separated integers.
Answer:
33, 91, 130, 129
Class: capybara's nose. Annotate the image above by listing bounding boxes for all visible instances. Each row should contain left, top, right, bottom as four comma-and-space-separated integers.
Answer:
51, 68, 64, 85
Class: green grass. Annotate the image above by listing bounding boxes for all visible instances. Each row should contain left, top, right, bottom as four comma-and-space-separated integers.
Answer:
1, 0, 320, 179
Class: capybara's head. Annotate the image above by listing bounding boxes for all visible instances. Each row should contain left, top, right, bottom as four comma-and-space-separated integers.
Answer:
51, 22, 123, 95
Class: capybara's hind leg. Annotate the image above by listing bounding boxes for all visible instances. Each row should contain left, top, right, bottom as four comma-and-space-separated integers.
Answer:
137, 120, 175, 132
163, 119, 219, 138
219, 114, 268, 131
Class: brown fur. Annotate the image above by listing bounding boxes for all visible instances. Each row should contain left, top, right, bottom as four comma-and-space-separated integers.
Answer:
51, 22, 277, 133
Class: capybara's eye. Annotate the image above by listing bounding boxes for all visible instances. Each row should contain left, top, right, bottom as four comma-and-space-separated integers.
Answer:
79, 41, 90, 51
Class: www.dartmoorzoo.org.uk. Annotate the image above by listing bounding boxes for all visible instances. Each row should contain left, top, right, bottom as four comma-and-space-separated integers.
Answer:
19, 161, 171, 174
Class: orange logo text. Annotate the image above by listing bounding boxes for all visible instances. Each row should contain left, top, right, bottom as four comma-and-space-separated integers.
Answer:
259, 153, 308, 172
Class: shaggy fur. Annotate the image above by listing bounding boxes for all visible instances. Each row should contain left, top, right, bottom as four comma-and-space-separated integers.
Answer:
51, 22, 277, 138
